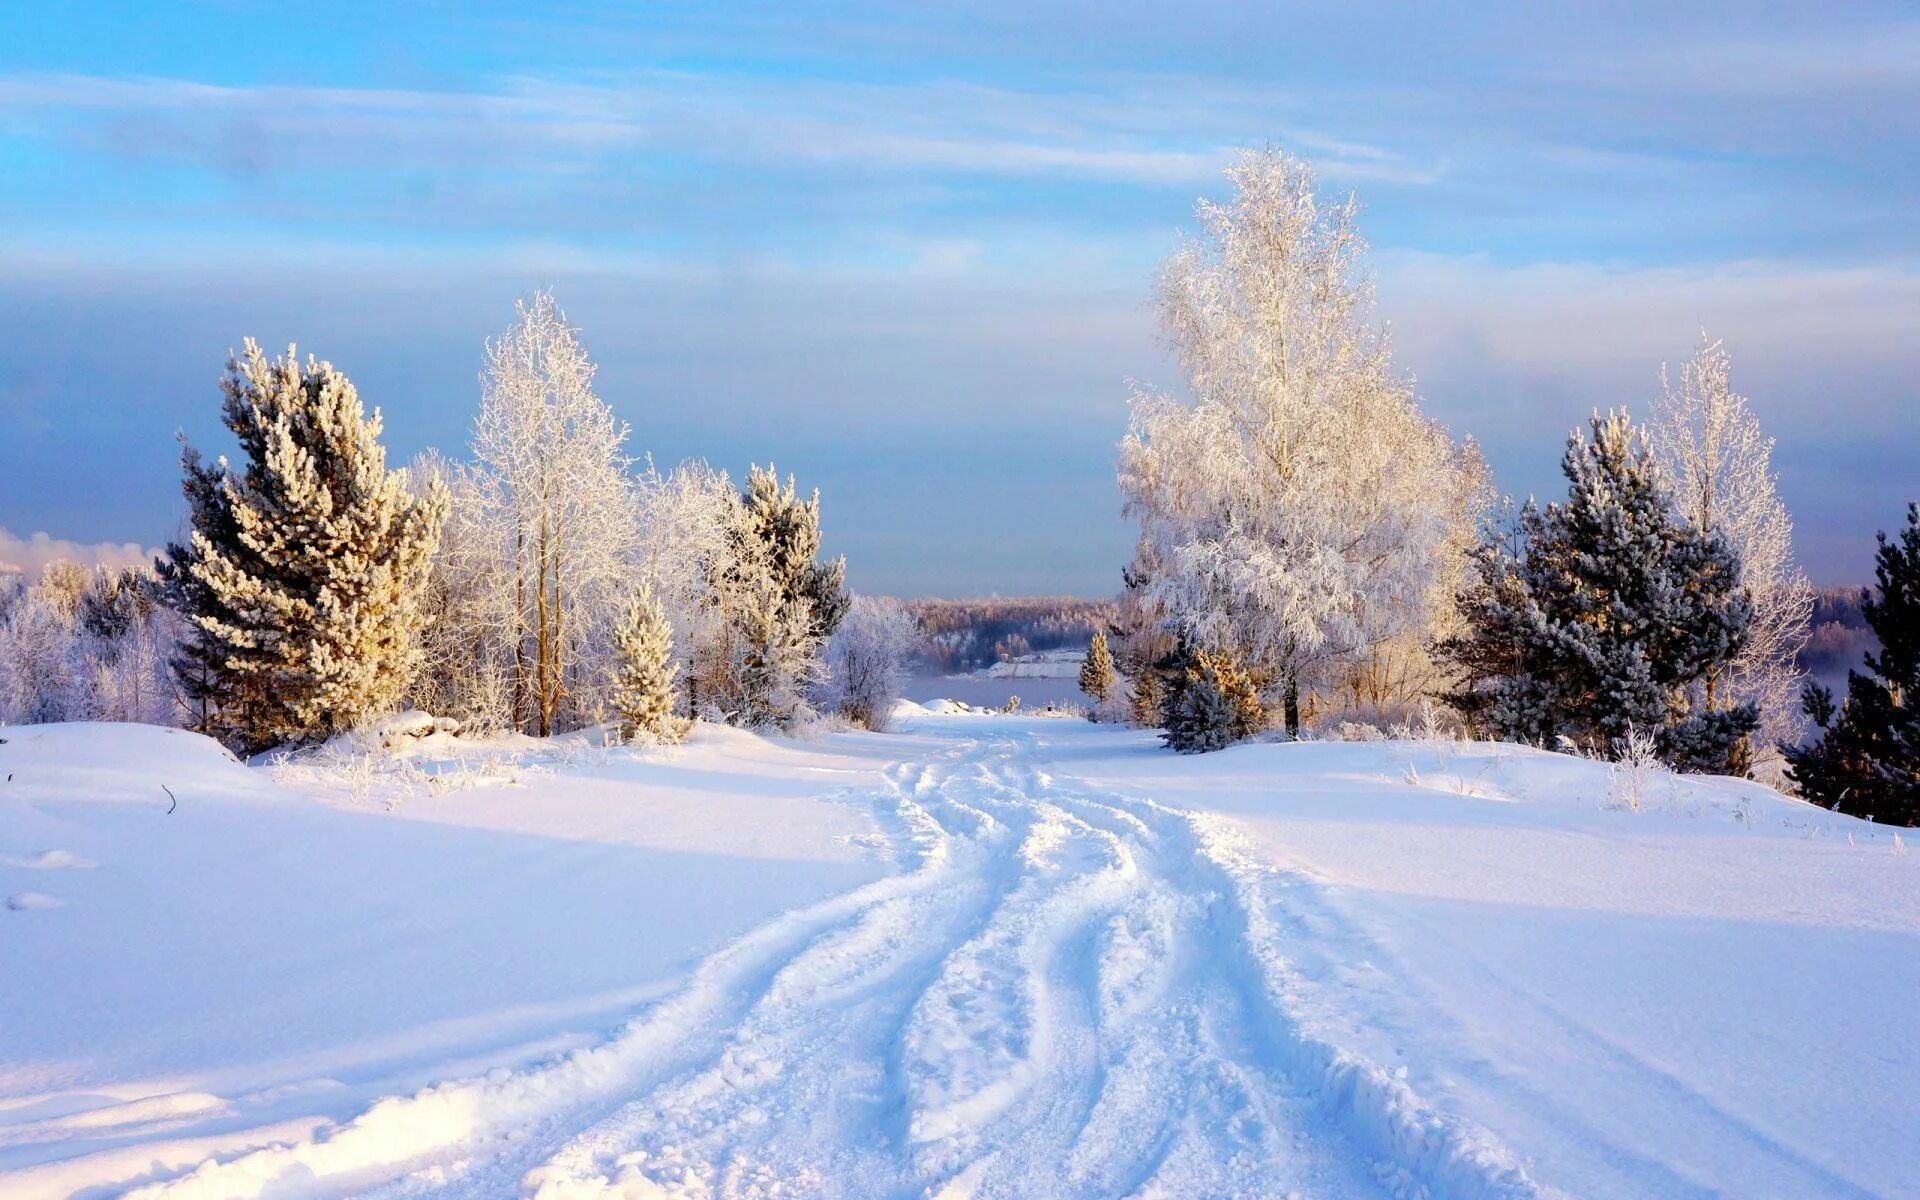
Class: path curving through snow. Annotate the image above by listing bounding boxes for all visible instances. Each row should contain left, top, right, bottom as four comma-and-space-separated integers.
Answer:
85, 719, 1540, 1200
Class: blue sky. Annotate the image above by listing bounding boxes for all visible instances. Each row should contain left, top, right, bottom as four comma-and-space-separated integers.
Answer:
1, 2, 1915, 594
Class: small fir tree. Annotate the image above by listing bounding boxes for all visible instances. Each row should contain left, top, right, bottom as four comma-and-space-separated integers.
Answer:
1443, 412, 1755, 772
612, 584, 687, 744
158, 341, 446, 753
1130, 664, 1167, 729
1163, 648, 1264, 753
1785, 504, 1919, 824
1079, 629, 1117, 716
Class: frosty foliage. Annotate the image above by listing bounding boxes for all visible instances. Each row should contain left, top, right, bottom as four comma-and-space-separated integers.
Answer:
819, 594, 918, 730
2, 561, 182, 727
1648, 337, 1815, 783
1446, 412, 1757, 773
611, 583, 687, 744
1078, 628, 1117, 713
1162, 646, 1265, 753
692, 465, 847, 730
1786, 503, 1920, 825
158, 341, 446, 753
466, 291, 638, 736
1118, 147, 1486, 736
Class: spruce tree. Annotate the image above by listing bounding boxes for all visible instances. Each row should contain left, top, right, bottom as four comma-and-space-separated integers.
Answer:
1163, 648, 1264, 753
158, 341, 446, 753
1079, 628, 1117, 716
1785, 503, 1919, 824
612, 583, 687, 743
699, 465, 845, 729
1444, 412, 1755, 771
1129, 664, 1167, 729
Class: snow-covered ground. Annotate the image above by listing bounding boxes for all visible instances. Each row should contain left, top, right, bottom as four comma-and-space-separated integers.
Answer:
3, 712, 1915, 1198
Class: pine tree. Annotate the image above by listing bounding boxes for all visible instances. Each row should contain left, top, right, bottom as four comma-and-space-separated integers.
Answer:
1079, 628, 1117, 716
1785, 504, 1919, 824
611, 583, 687, 744
696, 465, 845, 729
1163, 647, 1264, 753
1445, 412, 1756, 772
158, 341, 446, 753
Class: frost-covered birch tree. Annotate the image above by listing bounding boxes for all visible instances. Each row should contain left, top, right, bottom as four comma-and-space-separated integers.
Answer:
158, 341, 445, 752
470, 291, 637, 735
1648, 337, 1814, 782
1118, 147, 1486, 736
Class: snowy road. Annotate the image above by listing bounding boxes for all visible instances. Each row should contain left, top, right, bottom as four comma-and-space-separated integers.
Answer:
113, 725, 1537, 1200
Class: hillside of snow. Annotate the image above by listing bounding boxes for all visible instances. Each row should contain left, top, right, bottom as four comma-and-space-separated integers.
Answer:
2, 713, 1915, 1199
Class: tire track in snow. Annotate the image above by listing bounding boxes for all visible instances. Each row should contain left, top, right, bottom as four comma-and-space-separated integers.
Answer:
116, 726, 1547, 1199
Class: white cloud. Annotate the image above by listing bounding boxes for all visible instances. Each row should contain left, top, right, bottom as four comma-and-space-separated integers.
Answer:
0, 527, 158, 581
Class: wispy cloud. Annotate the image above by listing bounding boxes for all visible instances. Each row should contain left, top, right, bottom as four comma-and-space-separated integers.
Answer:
0, 69, 1432, 187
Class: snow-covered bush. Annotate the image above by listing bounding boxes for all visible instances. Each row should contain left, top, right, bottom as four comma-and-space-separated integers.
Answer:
1607, 727, 1670, 813
819, 594, 917, 731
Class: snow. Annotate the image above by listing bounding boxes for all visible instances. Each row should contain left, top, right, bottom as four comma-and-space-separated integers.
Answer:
3, 714, 1915, 1199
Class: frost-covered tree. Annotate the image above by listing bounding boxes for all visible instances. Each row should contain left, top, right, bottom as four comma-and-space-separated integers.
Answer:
1118, 147, 1486, 738
158, 341, 445, 752
695, 465, 845, 729
1447, 412, 1756, 772
0, 577, 86, 724
633, 458, 737, 707
470, 291, 637, 735
407, 451, 518, 730
1647, 337, 1814, 783
820, 593, 918, 730
611, 583, 687, 744
1785, 504, 1919, 824
1162, 646, 1264, 753
1079, 628, 1117, 715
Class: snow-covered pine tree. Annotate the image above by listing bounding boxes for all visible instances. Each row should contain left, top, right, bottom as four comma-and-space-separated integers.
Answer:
1079, 629, 1117, 715
1648, 337, 1815, 782
1450, 411, 1756, 772
158, 340, 446, 753
611, 583, 687, 744
696, 465, 844, 729
1785, 503, 1919, 824
1163, 647, 1264, 753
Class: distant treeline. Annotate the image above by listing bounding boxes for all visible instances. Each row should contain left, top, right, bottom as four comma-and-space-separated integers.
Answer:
905, 597, 1116, 674
902, 588, 1873, 686
1802, 586, 1878, 685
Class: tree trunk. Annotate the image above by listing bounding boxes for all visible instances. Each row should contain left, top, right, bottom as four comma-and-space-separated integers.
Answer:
1284, 674, 1301, 739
